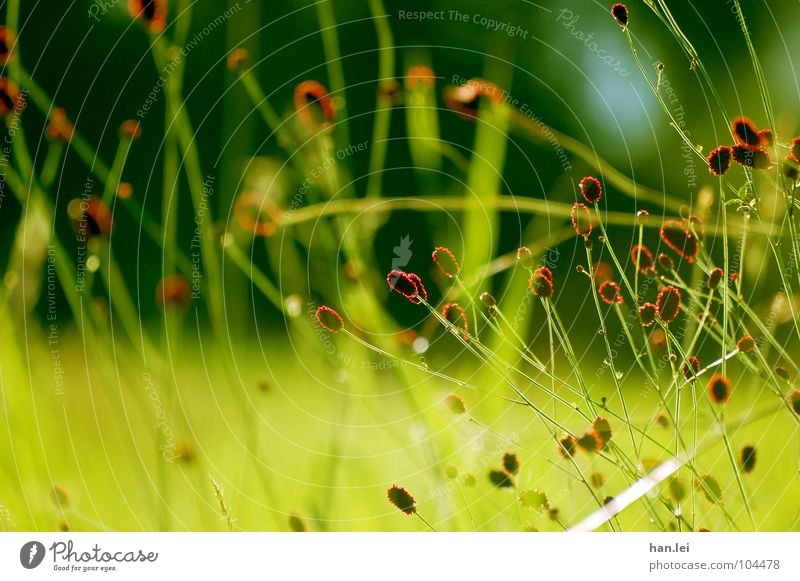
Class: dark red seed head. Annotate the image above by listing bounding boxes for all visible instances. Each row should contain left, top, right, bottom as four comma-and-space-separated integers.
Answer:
737, 335, 755, 353
502, 453, 520, 475
557, 434, 577, 459
660, 220, 699, 263
442, 302, 470, 338
405, 65, 436, 89
731, 116, 761, 147
529, 267, 554, 298
639, 302, 658, 327
294, 80, 335, 127
0, 78, 21, 117
488, 469, 515, 488
681, 356, 701, 382
657, 253, 675, 272
576, 432, 601, 454
707, 146, 732, 176
592, 417, 612, 449
611, 3, 628, 27
315, 305, 344, 333
155, 274, 191, 311
631, 244, 655, 274
386, 270, 420, 302
570, 202, 592, 237
46, 108, 74, 142
707, 267, 724, 289
387, 485, 416, 515
0, 27, 16, 65
432, 246, 461, 278
579, 176, 603, 204
128, 0, 168, 33
740, 445, 756, 473
758, 129, 774, 146
406, 273, 428, 304
656, 286, 681, 323
707, 373, 732, 404
598, 281, 623, 305
731, 144, 772, 170
784, 156, 799, 181
789, 390, 800, 415
791, 137, 800, 162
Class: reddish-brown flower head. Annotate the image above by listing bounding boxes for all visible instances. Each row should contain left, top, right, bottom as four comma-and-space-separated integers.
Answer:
128, 0, 168, 33
611, 3, 629, 27
315, 305, 344, 333
576, 432, 601, 454
681, 356, 701, 382
656, 286, 681, 323
71, 196, 112, 238
731, 144, 772, 170
737, 335, 755, 353
707, 267, 724, 289
405, 273, 428, 304
442, 302, 470, 338
387, 485, 416, 515
570, 202, 592, 237
405, 65, 436, 89
759, 129, 774, 146
0, 78, 21, 117
387, 270, 420, 302
46, 108, 74, 142
119, 119, 142, 140
660, 220, 699, 263
598, 281, 623, 305
234, 192, 282, 237
294, 80, 335, 127
592, 417, 612, 450
227, 48, 250, 71
789, 390, 800, 415
579, 176, 603, 204
631, 244, 655, 274
443, 78, 501, 119
707, 373, 732, 404
731, 116, 761, 147
529, 266, 554, 299
0, 27, 15, 65
557, 434, 577, 459
791, 137, 800, 162
155, 274, 191, 310
432, 246, 461, 278
638, 302, 658, 327
707, 146, 732, 176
